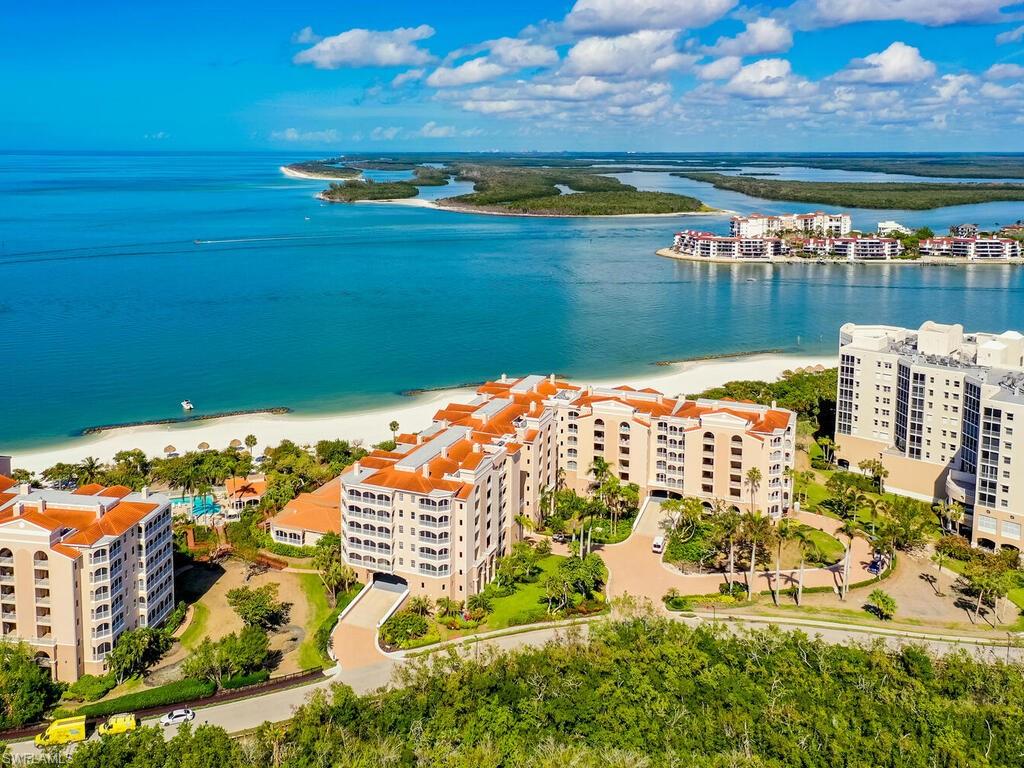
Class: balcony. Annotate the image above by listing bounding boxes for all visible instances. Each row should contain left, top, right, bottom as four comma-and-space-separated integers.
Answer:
344, 541, 392, 555
35, 612, 51, 624
418, 499, 451, 512
92, 628, 112, 640
417, 551, 450, 562
343, 523, 391, 541
34, 578, 50, 588
35, 595, 50, 606
1, 610, 16, 621
0, 555, 12, 566
346, 508, 392, 524
418, 517, 451, 530
418, 565, 450, 577
91, 609, 111, 621
419, 532, 451, 544
0, 573, 14, 585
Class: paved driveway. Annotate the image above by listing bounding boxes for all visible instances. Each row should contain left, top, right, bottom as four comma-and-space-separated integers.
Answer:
332, 584, 406, 671
601, 500, 873, 602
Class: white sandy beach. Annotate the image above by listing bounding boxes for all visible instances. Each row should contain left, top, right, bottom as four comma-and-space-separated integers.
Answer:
279, 165, 362, 182
9, 354, 835, 473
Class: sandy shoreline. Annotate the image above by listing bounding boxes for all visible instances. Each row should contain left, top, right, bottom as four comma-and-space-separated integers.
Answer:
328, 195, 733, 219
280, 165, 362, 182
8, 353, 836, 473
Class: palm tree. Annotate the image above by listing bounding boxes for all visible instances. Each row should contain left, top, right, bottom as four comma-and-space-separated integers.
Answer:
773, 519, 796, 605
742, 511, 772, 590
77, 456, 104, 486
406, 595, 434, 617
794, 528, 816, 606
865, 498, 888, 535
716, 508, 743, 588
838, 520, 860, 600
947, 501, 965, 535
389, 420, 400, 441
744, 468, 762, 512
514, 513, 534, 540
244, 434, 257, 456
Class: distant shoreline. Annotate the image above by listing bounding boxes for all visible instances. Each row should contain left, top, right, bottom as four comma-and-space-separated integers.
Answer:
318, 192, 733, 219
655, 247, 1024, 266
280, 165, 363, 182
79, 407, 292, 435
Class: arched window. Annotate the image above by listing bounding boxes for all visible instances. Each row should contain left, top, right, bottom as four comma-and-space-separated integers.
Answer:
731, 435, 743, 444
619, 422, 630, 432
594, 418, 604, 427
33, 551, 48, 565
0, 547, 12, 561
703, 431, 715, 440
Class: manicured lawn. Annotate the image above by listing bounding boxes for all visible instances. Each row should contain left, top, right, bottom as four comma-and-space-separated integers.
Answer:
179, 602, 209, 650
801, 526, 845, 564
1009, 587, 1024, 611
296, 573, 332, 670
486, 555, 563, 629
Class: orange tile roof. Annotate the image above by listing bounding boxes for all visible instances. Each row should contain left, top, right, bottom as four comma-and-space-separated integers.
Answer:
225, 476, 267, 500
271, 479, 340, 535
97, 486, 133, 499
73, 484, 105, 495
0, 476, 15, 492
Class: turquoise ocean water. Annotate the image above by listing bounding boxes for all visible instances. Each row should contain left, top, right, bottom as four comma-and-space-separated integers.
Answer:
2, 151, 1024, 450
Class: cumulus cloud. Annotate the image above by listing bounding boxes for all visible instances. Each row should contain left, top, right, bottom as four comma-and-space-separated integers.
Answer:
563, 30, 696, 78
563, 0, 737, 34
706, 19, 793, 56
418, 121, 458, 137
997, 25, 1024, 44
392, 68, 425, 87
981, 81, 1024, 100
293, 25, 435, 69
427, 58, 509, 87
292, 26, 321, 44
932, 74, 977, 102
486, 38, 559, 68
370, 126, 401, 141
835, 42, 935, 84
790, 0, 1018, 28
986, 63, 1024, 80
696, 56, 743, 80
723, 58, 814, 99
271, 128, 340, 143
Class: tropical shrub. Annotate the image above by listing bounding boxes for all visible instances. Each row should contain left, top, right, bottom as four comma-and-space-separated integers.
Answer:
66, 679, 216, 718
380, 611, 429, 648
62, 673, 117, 703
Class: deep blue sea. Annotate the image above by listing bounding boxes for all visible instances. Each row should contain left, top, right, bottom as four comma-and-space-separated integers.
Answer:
2, 151, 1024, 450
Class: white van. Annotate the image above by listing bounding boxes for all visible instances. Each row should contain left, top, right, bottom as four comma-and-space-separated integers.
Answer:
651, 535, 665, 554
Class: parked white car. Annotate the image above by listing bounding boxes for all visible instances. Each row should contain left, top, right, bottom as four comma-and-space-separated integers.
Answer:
160, 708, 196, 727
651, 535, 665, 554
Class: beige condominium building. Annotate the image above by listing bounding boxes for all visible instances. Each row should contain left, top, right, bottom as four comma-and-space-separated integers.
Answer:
272, 374, 796, 599
0, 477, 174, 681
835, 321, 1024, 554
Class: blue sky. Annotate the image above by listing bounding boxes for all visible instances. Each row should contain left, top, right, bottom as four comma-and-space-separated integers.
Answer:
4, 0, 1024, 151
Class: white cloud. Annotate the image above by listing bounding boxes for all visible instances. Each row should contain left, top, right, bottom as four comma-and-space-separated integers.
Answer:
418, 121, 457, 138
986, 63, 1024, 80
391, 68, 425, 87
997, 25, 1024, 44
370, 126, 401, 141
696, 56, 742, 80
932, 74, 977, 102
292, 26, 321, 45
563, 0, 737, 34
981, 82, 1024, 100
707, 18, 793, 56
791, 0, 1017, 27
427, 58, 509, 87
293, 25, 435, 69
271, 128, 340, 143
835, 42, 935, 84
563, 30, 696, 77
486, 38, 559, 68
723, 58, 814, 99
461, 127, 485, 137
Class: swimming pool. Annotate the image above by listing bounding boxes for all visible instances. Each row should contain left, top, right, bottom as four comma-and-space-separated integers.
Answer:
170, 495, 220, 516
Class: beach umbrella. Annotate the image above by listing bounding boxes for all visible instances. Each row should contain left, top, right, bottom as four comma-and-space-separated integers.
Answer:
164, 445, 176, 454
198, 441, 210, 450
229, 439, 242, 448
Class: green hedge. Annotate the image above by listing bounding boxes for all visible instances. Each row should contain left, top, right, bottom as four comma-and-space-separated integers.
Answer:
313, 585, 363, 663
264, 541, 317, 559
59, 678, 216, 718
62, 673, 117, 703
222, 670, 270, 689
161, 601, 189, 634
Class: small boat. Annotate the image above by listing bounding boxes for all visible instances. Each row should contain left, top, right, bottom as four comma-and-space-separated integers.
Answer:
304, 216, 311, 221
181, 400, 194, 411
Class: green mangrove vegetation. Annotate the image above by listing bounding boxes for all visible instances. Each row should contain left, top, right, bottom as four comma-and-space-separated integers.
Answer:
24, 615, 1024, 767
283, 160, 361, 179
673, 172, 1024, 210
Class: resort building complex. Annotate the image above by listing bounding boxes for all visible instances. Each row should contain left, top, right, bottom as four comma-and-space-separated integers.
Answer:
877, 220, 912, 236
672, 231, 902, 261
272, 375, 796, 598
835, 322, 1024, 553
0, 477, 174, 681
730, 211, 852, 238
919, 237, 1022, 261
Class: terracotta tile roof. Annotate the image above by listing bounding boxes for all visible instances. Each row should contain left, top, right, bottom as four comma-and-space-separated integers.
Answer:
97, 486, 133, 499
271, 478, 340, 535
0, 476, 15, 493
73, 484, 105, 496
225, 476, 267, 501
